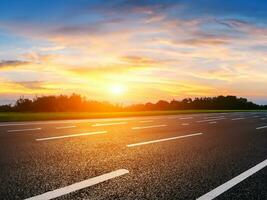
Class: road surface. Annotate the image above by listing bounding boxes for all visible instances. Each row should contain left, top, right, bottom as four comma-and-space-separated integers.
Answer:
0, 112, 266, 200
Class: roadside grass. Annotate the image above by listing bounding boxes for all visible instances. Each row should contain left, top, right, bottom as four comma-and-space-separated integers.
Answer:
0, 110, 265, 122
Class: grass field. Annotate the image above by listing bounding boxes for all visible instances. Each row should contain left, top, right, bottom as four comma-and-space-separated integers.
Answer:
0, 110, 265, 122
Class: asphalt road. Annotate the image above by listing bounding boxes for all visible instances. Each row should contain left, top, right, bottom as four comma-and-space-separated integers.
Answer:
0, 112, 266, 200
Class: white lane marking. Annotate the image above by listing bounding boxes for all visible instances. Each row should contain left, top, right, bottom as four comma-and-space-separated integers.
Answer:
197, 118, 225, 123
127, 133, 203, 147
181, 116, 194, 119
260, 118, 266, 120
256, 125, 267, 130
7, 128, 42, 133
131, 124, 167, 130
197, 159, 267, 200
24, 169, 129, 200
139, 120, 154, 123
204, 116, 225, 119
181, 123, 189, 126
167, 116, 179, 119
209, 122, 217, 124
0, 116, 148, 127
55, 126, 76, 129
91, 122, 127, 127
231, 118, 245, 121
36, 131, 107, 141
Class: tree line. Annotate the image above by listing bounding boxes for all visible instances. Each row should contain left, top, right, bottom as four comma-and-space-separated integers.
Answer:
0, 94, 266, 112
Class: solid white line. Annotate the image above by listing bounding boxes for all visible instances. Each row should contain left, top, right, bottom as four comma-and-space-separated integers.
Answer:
180, 117, 193, 120
231, 118, 245, 121
197, 159, 267, 200
24, 169, 129, 200
127, 133, 203, 147
36, 131, 107, 141
91, 122, 127, 127
55, 126, 76, 129
256, 125, 267, 130
139, 120, 154, 123
197, 118, 225, 123
131, 124, 167, 130
7, 128, 42, 133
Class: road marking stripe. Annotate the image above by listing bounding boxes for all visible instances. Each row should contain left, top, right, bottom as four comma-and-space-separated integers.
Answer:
180, 117, 193, 120
36, 131, 107, 141
197, 159, 267, 200
209, 122, 217, 124
55, 126, 76, 129
24, 169, 129, 200
197, 118, 225, 123
256, 125, 267, 130
231, 118, 245, 121
204, 116, 225, 119
131, 124, 167, 130
91, 122, 127, 127
181, 123, 189, 126
167, 116, 179, 119
127, 133, 203, 147
139, 120, 154, 123
0, 117, 138, 127
7, 128, 42, 133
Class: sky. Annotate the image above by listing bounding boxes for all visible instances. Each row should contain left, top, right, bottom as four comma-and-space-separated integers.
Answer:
1, 0, 267, 105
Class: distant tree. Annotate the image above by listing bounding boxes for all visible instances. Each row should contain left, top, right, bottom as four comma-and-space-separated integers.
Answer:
0, 94, 265, 112
0, 104, 12, 112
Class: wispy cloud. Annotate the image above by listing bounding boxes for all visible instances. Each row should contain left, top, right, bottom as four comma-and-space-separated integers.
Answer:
0, 60, 29, 69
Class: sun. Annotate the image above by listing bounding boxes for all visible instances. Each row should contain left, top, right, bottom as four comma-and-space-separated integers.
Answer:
110, 85, 126, 95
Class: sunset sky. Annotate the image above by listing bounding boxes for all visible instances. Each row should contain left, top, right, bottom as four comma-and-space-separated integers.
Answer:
1, 0, 267, 105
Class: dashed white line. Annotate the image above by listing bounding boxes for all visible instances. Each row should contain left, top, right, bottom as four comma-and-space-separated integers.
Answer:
209, 121, 217, 124
231, 118, 245, 121
36, 131, 107, 141
181, 123, 189, 126
7, 128, 42, 133
197, 118, 225, 123
180, 117, 193, 120
24, 169, 129, 200
127, 133, 203, 147
167, 116, 179, 119
55, 126, 76, 129
131, 124, 167, 130
139, 120, 154, 123
256, 125, 267, 130
91, 122, 127, 127
204, 116, 225, 119
197, 159, 267, 200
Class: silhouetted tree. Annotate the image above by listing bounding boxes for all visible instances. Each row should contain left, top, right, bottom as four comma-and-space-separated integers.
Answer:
0, 94, 265, 112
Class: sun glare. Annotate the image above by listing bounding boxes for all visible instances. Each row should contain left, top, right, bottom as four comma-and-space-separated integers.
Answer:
110, 85, 126, 95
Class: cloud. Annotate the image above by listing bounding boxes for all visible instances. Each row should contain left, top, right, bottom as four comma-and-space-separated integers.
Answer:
0, 60, 29, 69
14, 81, 46, 90
69, 55, 161, 76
